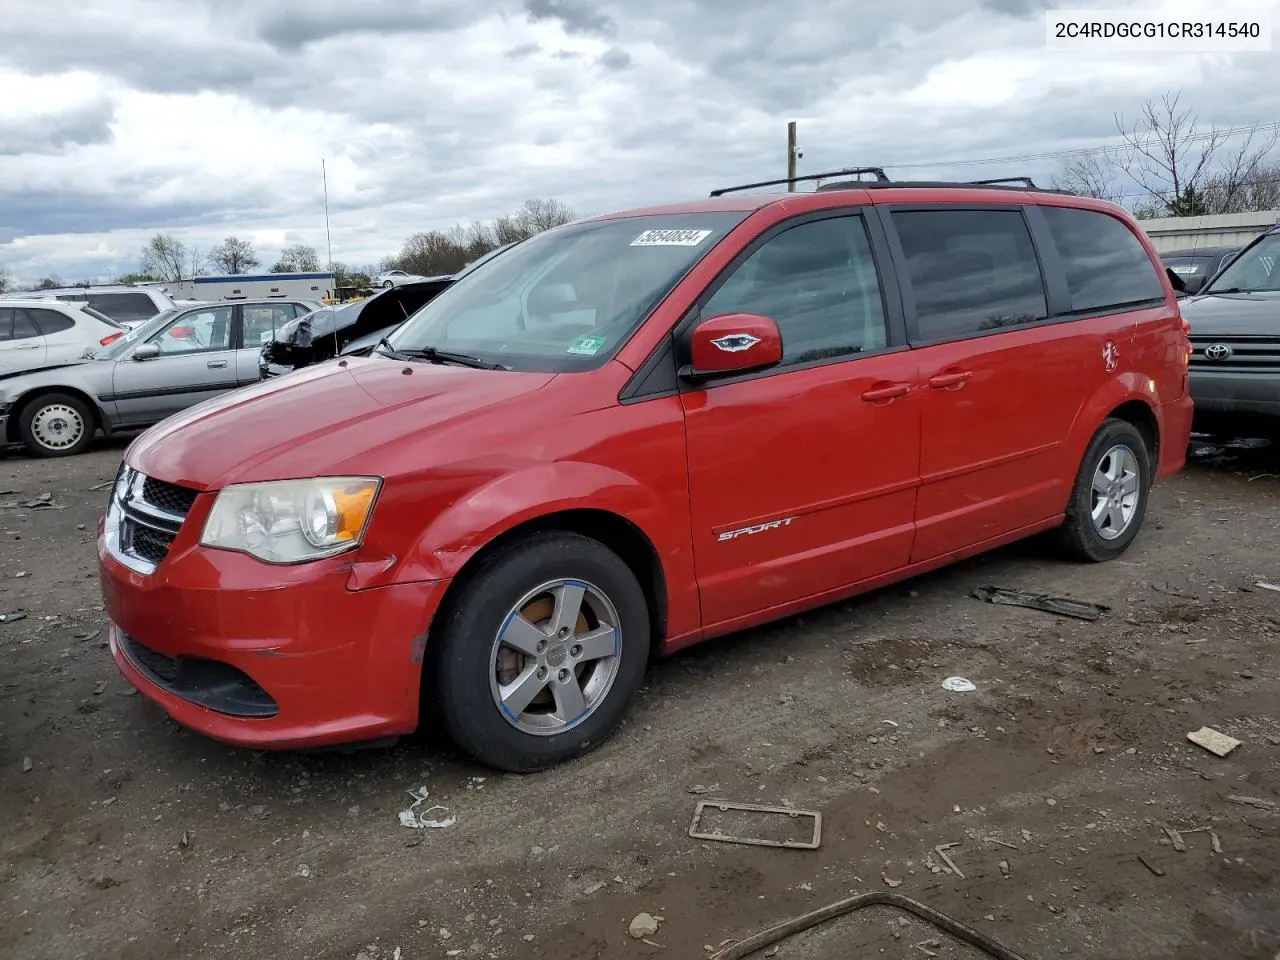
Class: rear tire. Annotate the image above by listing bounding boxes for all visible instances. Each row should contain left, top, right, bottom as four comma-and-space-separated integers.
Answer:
17, 392, 95, 458
427, 531, 650, 772
1059, 418, 1151, 562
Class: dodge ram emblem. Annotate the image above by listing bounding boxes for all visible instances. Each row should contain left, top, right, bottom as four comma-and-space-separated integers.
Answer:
711, 333, 760, 353
1102, 340, 1118, 373
1204, 343, 1232, 361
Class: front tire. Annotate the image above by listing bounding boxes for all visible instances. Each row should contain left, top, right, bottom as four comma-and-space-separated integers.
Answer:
1059, 418, 1151, 562
18, 392, 95, 458
382, 280, 394, 288
428, 532, 650, 772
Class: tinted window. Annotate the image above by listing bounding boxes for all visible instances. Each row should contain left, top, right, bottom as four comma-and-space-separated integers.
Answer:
893, 209, 1047, 341
11, 309, 41, 341
1041, 207, 1164, 311
148, 306, 233, 355
28, 307, 76, 335
701, 215, 888, 367
87, 292, 160, 323
0, 309, 11, 341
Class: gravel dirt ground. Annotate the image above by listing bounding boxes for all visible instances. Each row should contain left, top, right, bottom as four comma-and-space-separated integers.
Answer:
2, 436, 1278, 960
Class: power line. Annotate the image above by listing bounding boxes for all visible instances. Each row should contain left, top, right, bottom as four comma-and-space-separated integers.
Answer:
880, 120, 1280, 170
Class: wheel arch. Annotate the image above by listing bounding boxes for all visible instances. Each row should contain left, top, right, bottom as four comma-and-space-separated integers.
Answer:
6, 385, 104, 444
1066, 374, 1162, 480
428, 507, 668, 655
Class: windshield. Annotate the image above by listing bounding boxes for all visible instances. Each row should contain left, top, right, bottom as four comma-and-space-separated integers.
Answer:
1203, 234, 1280, 294
93, 308, 179, 359
385, 212, 747, 371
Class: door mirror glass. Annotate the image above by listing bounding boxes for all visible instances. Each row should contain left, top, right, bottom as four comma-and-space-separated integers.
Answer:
684, 313, 783, 379
1165, 266, 1187, 293
132, 342, 161, 361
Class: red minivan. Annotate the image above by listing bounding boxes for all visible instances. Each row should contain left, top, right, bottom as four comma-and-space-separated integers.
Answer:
99, 171, 1193, 771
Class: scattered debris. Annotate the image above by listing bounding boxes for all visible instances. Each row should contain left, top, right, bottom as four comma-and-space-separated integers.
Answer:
688, 800, 822, 850
22, 756, 32, 773
1162, 825, 1187, 852
1211, 832, 1223, 854
882, 874, 902, 888
0, 612, 27, 624
1255, 580, 1280, 593
179, 830, 191, 850
984, 837, 1019, 851
941, 677, 976, 693
972, 585, 1110, 621
296, 864, 312, 878
89, 480, 115, 491
4, 493, 65, 510
94, 681, 108, 695
1187, 727, 1241, 757
397, 786, 456, 829
76, 629, 101, 642
998, 860, 1010, 878
1225, 795, 1277, 811
934, 843, 965, 879
1138, 854, 1165, 876
629, 913, 660, 939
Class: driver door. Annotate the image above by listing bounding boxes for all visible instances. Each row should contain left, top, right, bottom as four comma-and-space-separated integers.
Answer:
111, 304, 240, 427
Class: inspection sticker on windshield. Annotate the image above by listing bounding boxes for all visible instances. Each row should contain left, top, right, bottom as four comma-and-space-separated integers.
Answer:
568, 334, 606, 356
631, 228, 713, 247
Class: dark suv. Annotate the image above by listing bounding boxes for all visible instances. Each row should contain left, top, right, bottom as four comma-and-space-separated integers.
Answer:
1180, 223, 1280, 436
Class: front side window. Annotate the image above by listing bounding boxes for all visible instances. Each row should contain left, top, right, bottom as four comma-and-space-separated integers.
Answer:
701, 215, 888, 366
147, 306, 233, 355
893, 208, 1048, 342
1041, 206, 1165, 311
1203, 233, 1280, 295
386, 212, 748, 371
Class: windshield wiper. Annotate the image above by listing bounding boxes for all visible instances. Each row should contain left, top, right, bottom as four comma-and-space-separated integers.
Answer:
395, 345, 507, 370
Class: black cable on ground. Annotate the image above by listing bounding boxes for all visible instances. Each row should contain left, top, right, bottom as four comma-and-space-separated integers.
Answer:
708, 891, 1032, 960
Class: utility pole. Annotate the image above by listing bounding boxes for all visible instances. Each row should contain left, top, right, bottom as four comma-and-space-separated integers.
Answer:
322, 158, 334, 273
787, 121, 798, 191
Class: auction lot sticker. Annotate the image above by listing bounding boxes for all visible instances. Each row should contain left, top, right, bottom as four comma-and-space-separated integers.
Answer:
631, 229, 713, 246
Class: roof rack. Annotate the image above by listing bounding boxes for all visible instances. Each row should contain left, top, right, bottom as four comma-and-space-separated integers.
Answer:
710, 167, 890, 197
968, 176, 1038, 188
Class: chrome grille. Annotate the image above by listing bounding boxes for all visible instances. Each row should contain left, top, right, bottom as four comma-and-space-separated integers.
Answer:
104, 465, 200, 574
1189, 336, 1280, 372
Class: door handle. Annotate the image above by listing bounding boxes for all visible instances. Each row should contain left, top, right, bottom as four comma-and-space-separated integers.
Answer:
861, 382, 911, 403
207, 359, 228, 368
14, 343, 41, 350
928, 370, 973, 390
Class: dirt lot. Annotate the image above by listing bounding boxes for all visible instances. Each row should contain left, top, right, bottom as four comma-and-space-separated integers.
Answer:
2, 436, 1278, 960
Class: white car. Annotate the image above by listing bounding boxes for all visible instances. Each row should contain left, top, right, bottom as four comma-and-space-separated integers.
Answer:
1, 285, 177, 328
0, 300, 128, 377
371, 269, 431, 288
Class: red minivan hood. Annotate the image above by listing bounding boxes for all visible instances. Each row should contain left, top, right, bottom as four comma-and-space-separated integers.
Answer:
127, 358, 557, 489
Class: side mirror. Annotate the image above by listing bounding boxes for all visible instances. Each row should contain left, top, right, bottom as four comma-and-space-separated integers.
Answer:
1165, 267, 1187, 294
132, 342, 160, 361
682, 313, 783, 381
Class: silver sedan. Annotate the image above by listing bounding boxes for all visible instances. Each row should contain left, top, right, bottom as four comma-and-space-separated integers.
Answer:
0, 298, 320, 457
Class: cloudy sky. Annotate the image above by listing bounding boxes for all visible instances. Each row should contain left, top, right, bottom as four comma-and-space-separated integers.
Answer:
0, 0, 1276, 285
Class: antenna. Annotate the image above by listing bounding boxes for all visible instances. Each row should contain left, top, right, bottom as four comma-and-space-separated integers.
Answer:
322, 158, 334, 274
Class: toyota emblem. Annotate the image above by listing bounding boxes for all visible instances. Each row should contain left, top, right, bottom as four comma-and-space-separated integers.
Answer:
1204, 343, 1232, 361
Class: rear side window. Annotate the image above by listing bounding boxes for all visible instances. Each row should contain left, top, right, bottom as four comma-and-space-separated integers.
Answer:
0, 309, 11, 341
892, 209, 1048, 342
1041, 207, 1164, 312
11, 309, 41, 341
87, 292, 159, 323
27, 307, 76, 335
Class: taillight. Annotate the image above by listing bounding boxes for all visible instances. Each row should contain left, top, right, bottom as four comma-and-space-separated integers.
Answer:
100, 333, 124, 346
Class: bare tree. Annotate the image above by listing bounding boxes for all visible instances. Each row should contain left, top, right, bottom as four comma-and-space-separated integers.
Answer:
1114, 90, 1278, 217
209, 236, 260, 275
1203, 161, 1280, 215
1050, 152, 1122, 202
35, 275, 63, 290
0, 266, 11, 294
271, 244, 321, 273
141, 234, 190, 282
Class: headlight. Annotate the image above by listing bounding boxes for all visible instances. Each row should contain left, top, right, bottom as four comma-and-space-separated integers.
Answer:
199, 477, 381, 564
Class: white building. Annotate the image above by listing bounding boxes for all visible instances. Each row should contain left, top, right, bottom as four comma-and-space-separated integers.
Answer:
142, 271, 335, 302
1138, 210, 1280, 252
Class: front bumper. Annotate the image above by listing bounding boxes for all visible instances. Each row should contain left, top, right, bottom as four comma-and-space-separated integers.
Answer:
100, 536, 445, 749
1189, 370, 1280, 419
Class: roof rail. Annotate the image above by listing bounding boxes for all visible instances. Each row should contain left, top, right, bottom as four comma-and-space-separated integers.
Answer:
968, 176, 1038, 188
710, 167, 890, 197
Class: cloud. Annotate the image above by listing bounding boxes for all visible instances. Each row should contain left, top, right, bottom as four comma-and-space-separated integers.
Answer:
0, 99, 117, 155
523, 0, 617, 37
0, 0, 1275, 285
